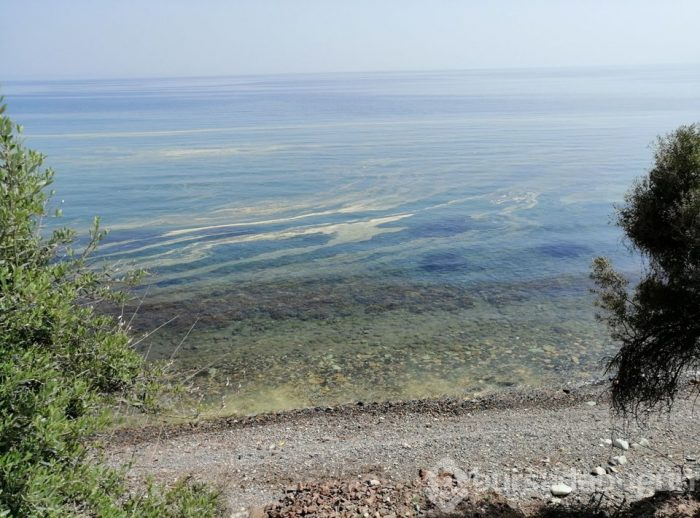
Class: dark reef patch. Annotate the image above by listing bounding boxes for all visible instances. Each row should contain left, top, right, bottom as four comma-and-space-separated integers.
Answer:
123, 276, 476, 336
419, 251, 476, 273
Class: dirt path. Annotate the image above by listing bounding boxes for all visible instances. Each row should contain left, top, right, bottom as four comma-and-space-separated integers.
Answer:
104, 384, 699, 515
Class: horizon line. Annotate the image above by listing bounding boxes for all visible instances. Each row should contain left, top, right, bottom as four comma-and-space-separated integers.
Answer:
4, 61, 700, 84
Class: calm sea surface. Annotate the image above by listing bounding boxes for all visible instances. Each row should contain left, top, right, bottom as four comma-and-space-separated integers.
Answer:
5, 66, 700, 413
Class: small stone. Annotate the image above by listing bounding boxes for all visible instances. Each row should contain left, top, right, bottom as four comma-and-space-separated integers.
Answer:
591, 466, 606, 476
548, 497, 562, 505
638, 438, 650, 447
610, 455, 627, 466
613, 438, 629, 450
369, 479, 380, 486
268, 444, 276, 451
631, 443, 640, 449
585, 401, 597, 407
603, 439, 613, 446
402, 443, 411, 449
550, 484, 572, 497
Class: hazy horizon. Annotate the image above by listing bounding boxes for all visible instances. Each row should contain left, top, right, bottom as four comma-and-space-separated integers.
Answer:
5, 0, 700, 80
5, 62, 700, 84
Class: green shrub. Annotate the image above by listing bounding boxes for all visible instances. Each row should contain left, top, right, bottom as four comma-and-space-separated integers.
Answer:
0, 102, 224, 516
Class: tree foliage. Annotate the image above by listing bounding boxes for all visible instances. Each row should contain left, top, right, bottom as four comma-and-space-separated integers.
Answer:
0, 102, 223, 516
592, 124, 700, 417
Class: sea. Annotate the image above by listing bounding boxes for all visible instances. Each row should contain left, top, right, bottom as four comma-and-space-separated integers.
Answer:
5, 65, 700, 414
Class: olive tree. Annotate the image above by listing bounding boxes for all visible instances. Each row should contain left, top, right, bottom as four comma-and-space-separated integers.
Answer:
0, 102, 223, 516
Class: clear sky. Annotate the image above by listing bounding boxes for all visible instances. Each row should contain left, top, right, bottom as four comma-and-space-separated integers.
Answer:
4, 0, 700, 79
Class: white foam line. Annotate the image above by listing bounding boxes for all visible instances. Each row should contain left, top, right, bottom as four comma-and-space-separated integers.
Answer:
154, 143, 324, 159
130, 213, 413, 275
162, 209, 345, 237
26, 116, 533, 140
105, 191, 485, 258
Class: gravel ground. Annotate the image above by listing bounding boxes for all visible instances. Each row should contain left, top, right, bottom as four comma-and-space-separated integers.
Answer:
104, 382, 699, 516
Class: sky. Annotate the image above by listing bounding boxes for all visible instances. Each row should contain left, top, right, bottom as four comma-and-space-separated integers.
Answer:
4, 0, 700, 80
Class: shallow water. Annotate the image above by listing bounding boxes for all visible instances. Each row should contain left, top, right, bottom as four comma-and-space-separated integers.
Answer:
5, 66, 700, 413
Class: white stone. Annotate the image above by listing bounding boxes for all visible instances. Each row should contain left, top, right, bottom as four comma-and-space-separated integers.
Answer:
613, 438, 629, 450
638, 438, 649, 447
610, 455, 627, 466
550, 484, 572, 497
603, 439, 613, 446
631, 443, 640, 449
591, 466, 606, 476
369, 479, 380, 486
585, 401, 597, 406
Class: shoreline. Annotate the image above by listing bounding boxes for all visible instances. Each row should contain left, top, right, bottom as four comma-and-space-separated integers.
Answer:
108, 378, 610, 445
104, 380, 699, 515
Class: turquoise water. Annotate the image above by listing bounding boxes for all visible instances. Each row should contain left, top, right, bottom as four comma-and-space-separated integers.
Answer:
5, 66, 700, 413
